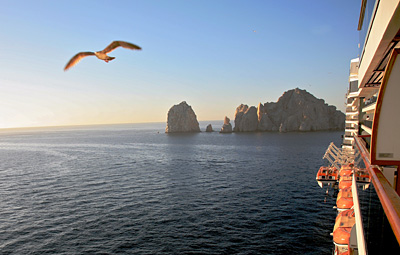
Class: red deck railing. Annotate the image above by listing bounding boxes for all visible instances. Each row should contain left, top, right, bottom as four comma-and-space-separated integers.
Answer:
354, 135, 400, 244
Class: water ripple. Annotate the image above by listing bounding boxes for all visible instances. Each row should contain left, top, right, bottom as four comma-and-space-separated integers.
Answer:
0, 126, 342, 254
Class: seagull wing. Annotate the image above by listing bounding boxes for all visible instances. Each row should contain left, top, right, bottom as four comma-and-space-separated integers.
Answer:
101, 41, 142, 54
64, 52, 96, 71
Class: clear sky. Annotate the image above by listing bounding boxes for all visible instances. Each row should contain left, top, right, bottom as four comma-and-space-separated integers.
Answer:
0, 0, 361, 129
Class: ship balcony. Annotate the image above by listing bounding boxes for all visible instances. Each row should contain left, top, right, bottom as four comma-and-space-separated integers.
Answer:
346, 125, 359, 131
346, 97, 354, 104
364, 95, 377, 105
362, 102, 376, 113
346, 105, 358, 111
346, 97, 358, 107
342, 139, 354, 150
348, 90, 361, 98
346, 121, 358, 126
342, 144, 354, 150
346, 111, 359, 117
360, 120, 373, 135
343, 136, 355, 145
345, 129, 357, 137
346, 115, 358, 123
346, 105, 358, 112
347, 120, 359, 125
346, 110, 359, 116
350, 97, 359, 107
358, 0, 400, 88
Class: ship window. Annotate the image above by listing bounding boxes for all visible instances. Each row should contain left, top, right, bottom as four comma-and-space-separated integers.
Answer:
359, 0, 379, 62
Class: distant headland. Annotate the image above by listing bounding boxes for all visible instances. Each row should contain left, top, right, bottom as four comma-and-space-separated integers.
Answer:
165, 88, 345, 133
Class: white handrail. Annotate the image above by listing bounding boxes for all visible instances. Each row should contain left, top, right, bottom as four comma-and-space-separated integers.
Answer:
352, 173, 367, 255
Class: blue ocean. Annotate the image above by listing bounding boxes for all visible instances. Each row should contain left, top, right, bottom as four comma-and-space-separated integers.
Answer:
0, 122, 342, 254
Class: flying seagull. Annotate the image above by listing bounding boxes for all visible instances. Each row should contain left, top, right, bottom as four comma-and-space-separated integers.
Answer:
64, 40, 141, 71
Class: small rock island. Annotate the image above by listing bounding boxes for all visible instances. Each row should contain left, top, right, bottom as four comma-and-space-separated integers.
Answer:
220, 116, 233, 133
165, 101, 201, 133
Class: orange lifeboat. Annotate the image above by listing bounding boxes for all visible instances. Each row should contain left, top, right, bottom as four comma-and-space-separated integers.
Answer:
354, 168, 370, 183
339, 164, 353, 176
338, 174, 353, 189
336, 187, 353, 211
340, 163, 353, 170
339, 181, 352, 190
340, 168, 353, 177
316, 166, 338, 187
334, 245, 350, 255
332, 209, 355, 247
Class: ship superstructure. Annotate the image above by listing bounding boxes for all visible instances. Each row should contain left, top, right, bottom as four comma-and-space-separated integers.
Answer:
317, 1, 400, 254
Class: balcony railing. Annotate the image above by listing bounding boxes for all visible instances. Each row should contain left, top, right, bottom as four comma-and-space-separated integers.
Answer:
363, 120, 373, 129
362, 102, 376, 113
354, 135, 400, 244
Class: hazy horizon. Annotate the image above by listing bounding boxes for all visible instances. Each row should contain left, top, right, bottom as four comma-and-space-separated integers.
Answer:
0, 119, 225, 131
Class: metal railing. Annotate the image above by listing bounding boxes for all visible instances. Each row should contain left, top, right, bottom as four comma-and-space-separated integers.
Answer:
352, 174, 367, 254
354, 135, 400, 244
323, 142, 358, 170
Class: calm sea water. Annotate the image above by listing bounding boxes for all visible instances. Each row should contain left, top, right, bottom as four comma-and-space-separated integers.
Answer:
0, 122, 342, 254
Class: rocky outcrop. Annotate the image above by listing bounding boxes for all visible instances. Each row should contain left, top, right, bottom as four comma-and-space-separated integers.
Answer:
257, 102, 279, 132
233, 105, 258, 132
206, 124, 213, 132
234, 88, 345, 132
220, 116, 233, 133
233, 104, 247, 132
165, 101, 200, 133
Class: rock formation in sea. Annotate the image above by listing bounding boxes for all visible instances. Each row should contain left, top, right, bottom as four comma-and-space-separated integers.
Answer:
206, 124, 213, 132
234, 88, 345, 132
220, 116, 233, 133
165, 101, 201, 133
233, 105, 258, 132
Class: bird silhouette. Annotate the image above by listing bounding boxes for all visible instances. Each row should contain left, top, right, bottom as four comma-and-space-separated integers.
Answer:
64, 40, 141, 71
